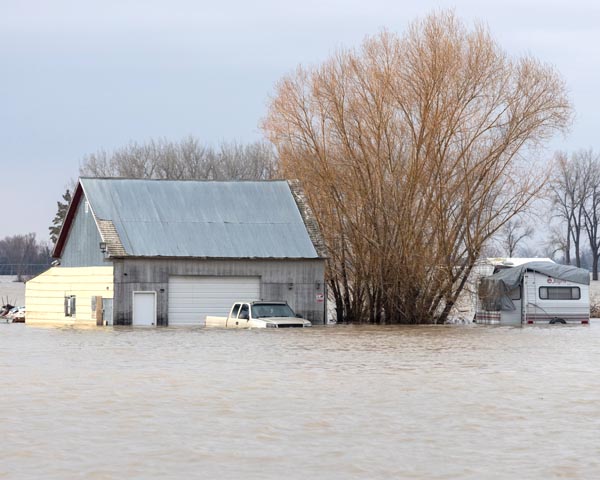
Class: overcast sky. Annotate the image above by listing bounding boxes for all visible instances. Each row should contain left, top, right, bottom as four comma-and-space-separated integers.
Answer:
1, 0, 599, 241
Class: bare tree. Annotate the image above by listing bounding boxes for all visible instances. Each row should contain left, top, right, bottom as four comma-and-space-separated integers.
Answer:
579, 150, 600, 279
79, 136, 278, 181
214, 141, 279, 180
496, 218, 534, 257
542, 225, 569, 262
549, 151, 596, 266
263, 11, 572, 324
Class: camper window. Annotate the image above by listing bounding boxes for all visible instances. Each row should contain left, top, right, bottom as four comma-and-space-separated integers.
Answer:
539, 286, 580, 300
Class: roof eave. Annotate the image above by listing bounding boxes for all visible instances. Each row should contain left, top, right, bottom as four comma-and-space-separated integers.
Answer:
52, 181, 84, 259
109, 255, 324, 261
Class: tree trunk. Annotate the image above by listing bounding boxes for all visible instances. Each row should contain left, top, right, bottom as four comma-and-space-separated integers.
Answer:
565, 227, 571, 264
575, 231, 581, 267
329, 278, 345, 324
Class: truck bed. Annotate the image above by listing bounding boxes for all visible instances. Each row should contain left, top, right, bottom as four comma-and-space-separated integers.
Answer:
205, 316, 228, 328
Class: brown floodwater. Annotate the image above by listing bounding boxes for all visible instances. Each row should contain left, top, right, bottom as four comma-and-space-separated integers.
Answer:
1, 322, 599, 479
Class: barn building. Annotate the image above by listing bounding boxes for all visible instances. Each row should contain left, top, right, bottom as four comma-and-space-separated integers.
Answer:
26, 178, 327, 326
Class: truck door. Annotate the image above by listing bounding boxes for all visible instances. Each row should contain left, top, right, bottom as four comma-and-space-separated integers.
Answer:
227, 303, 241, 328
236, 303, 250, 328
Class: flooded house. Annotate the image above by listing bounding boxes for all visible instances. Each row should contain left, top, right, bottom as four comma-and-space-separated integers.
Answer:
25, 178, 327, 326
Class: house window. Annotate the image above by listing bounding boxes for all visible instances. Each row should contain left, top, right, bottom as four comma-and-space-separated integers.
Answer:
64, 295, 77, 316
539, 286, 580, 300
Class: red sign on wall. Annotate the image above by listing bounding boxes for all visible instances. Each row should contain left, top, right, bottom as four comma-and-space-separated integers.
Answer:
316, 293, 324, 303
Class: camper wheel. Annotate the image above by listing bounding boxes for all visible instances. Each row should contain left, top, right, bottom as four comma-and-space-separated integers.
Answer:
549, 318, 566, 325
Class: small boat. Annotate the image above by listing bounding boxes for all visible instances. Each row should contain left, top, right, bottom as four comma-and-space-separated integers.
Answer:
1, 305, 25, 323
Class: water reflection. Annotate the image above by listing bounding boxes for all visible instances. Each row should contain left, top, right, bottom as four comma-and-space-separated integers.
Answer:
1, 322, 599, 479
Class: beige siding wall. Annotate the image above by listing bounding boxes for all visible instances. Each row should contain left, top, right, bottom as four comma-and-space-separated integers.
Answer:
25, 267, 114, 325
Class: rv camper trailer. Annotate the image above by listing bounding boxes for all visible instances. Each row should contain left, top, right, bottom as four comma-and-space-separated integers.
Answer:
476, 261, 590, 325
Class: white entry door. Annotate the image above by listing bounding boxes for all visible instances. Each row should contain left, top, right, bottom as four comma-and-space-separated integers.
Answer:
168, 276, 260, 326
133, 291, 157, 326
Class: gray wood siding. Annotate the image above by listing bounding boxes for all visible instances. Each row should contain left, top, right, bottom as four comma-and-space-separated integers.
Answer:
60, 197, 106, 267
113, 258, 326, 326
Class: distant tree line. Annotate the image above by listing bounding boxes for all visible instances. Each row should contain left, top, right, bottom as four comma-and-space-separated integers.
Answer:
79, 137, 278, 181
0, 234, 52, 281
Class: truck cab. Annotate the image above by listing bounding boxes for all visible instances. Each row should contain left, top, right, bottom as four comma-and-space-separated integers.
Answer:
207, 301, 312, 328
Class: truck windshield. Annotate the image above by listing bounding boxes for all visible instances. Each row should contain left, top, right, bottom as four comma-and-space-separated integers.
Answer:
252, 304, 296, 318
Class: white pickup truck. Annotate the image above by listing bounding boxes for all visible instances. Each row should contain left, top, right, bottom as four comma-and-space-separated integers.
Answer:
205, 301, 312, 328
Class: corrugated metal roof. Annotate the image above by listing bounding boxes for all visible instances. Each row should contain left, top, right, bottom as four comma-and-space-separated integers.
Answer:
80, 178, 320, 259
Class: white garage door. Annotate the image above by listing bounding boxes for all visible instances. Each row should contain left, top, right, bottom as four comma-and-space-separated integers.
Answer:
168, 276, 261, 326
